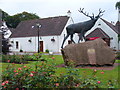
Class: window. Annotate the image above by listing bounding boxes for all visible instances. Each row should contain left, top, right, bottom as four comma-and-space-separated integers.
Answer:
16, 41, 19, 49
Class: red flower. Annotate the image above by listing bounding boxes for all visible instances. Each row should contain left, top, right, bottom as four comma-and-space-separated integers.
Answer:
16, 88, 19, 90
2, 82, 5, 86
23, 66, 27, 68
52, 57, 55, 59
97, 81, 101, 84
14, 70, 17, 72
5, 81, 9, 84
12, 63, 15, 64
18, 68, 22, 70
75, 84, 80, 87
15, 73, 19, 76
55, 83, 59, 86
101, 72, 104, 74
31, 71, 35, 73
29, 73, 34, 77
7, 60, 10, 63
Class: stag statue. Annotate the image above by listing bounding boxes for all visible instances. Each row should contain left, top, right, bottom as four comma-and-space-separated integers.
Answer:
61, 8, 105, 48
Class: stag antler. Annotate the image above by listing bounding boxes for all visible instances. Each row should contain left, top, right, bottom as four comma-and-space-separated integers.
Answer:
78, 8, 94, 19
97, 8, 105, 17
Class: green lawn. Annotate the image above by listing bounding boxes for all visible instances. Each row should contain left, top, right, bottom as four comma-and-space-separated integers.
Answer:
1, 55, 120, 88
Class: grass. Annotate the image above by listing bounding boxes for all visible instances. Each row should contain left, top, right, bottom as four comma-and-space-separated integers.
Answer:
1, 55, 120, 88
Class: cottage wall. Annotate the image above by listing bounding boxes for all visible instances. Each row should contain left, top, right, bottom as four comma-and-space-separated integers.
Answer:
10, 37, 37, 52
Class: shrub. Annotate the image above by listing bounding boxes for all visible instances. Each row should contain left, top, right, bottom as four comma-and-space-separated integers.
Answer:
19, 49, 23, 52
2, 61, 118, 89
116, 52, 120, 59
2, 61, 56, 88
2, 53, 43, 63
2, 54, 28, 64
45, 49, 49, 53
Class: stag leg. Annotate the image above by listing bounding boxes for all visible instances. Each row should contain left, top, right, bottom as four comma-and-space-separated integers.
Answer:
61, 34, 69, 49
83, 34, 86, 41
78, 31, 85, 43
70, 34, 75, 43
78, 33, 83, 43
78, 35, 83, 43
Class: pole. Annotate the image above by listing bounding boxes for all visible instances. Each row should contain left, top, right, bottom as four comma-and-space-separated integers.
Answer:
38, 26, 40, 53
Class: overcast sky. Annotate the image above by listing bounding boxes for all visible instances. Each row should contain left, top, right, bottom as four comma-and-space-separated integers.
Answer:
0, 0, 119, 23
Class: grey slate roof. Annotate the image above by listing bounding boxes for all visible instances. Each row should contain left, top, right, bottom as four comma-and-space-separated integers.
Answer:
86, 28, 110, 38
11, 16, 69, 38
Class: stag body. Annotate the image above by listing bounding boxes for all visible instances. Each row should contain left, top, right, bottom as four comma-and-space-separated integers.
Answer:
61, 8, 105, 48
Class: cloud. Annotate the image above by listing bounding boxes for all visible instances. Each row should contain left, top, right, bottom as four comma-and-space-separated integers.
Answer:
0, 0, 118, 22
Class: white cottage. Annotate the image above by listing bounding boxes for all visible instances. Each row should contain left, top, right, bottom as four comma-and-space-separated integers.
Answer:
10, 10, 120, 53
10, 16, 74, 53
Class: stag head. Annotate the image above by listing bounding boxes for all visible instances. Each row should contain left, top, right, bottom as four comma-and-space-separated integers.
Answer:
78, 8, 105, 20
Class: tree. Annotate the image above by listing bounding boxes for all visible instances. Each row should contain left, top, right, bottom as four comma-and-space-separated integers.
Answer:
0, 9, 9, 20
4, 11, 40, 28
116, 2, 120, 50
115, 1, 120, 9
0, 26, 11, 55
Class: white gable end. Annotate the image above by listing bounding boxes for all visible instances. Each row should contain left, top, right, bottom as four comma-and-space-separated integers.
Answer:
85, 18, 118, 50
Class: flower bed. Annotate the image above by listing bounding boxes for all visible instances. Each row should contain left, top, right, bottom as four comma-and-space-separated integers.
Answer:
1, 54, 119, 89
2, 62, 118, 88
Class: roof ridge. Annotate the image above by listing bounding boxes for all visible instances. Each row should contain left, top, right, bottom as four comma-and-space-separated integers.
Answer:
100, 18, 115, 27
16, 16, 69, 28
11, 15, 69, 38
100, 18, 118, 34
22, 15, 68, 22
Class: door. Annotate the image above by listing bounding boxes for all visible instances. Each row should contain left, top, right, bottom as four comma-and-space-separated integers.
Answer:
40, 41, 43, 52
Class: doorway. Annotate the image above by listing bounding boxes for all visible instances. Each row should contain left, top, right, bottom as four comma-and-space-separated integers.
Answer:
40, 41, 43, 52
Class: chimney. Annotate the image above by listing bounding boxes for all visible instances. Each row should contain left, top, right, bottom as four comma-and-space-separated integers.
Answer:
67, 10, 74, 23
67, 10, 71, 17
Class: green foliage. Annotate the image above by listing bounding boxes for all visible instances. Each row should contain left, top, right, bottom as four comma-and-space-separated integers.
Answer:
2, 53, 44, 63
19, 49, 23, 52
115, 1, 120, 9
4, 11, 40, 28
116, 52, 120, 59
2, 60, 56, 88
2, 54, 28, 64
118, 34, 120, 43
45, 49, 49, 53
0, 9, 9, 20
2, 61, 118, 88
